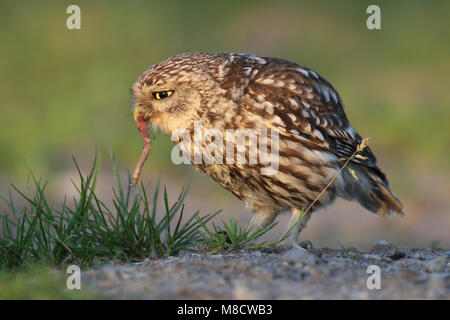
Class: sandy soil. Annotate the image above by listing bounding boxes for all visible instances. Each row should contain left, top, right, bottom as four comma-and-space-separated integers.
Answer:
83, 240, 449, 299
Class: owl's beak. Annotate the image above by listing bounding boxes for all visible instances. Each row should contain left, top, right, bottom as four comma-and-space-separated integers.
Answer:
133, 105, 144, 122
134, 104, 161, 124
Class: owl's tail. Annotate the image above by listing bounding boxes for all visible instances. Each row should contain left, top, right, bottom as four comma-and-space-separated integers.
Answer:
339, 164, 405, 216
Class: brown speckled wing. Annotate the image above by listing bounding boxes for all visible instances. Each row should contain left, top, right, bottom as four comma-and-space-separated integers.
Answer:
242, 56, 378, 168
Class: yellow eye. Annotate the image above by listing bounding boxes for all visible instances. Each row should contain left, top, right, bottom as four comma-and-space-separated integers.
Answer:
152, 90, 174, 100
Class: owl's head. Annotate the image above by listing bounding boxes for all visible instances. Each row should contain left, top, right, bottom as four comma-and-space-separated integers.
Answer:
132, 53, 227, 134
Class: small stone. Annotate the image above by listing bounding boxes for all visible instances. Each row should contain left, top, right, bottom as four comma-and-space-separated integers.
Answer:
299, 240, 313, 250
283, 246, 318, 265
371, 240, 396, 256
253, 251, 262, 257
374, 239, 390, 247
413, 251, 426, 260
424, 257, 447, 273
372, 240, 393, 251
445, 251, 450, 257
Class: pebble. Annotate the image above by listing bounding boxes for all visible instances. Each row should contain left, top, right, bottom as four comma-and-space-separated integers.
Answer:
374, 239, 390, 247
424, 257, 447, 273
252, 251, 262, 257
371, 239, 395, 255
413, 251, 426, 260
299, 240, 313, 250
283, 247, 318, 265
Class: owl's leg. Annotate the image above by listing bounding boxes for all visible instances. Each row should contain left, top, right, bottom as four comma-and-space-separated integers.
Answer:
248, 210, 277, 232
281, 207, 312, 247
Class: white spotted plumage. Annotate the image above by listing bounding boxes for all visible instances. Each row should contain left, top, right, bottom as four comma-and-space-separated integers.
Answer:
132, 52, 404, 246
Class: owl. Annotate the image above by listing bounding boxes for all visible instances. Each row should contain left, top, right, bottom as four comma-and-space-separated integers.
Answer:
132, 53, 404, 246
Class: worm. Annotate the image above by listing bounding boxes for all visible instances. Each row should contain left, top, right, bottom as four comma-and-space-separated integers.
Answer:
130, 114, 151, 187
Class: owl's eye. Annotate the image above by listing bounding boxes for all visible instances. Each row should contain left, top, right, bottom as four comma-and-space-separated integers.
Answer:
152, 90, 174, 100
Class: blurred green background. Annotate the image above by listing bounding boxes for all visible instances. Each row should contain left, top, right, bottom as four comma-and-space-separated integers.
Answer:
1, 0, 449, 248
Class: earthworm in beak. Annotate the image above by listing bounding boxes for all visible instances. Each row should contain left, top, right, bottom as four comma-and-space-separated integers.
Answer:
131, 113, 151, 187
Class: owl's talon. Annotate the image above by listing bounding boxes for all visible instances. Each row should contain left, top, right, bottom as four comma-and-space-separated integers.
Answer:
299, 240, 313, 250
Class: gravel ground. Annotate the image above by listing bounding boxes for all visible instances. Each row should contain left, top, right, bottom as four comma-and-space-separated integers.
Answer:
83, 240, 449, 299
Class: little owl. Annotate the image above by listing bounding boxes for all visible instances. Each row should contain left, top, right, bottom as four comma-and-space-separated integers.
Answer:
132, 53, 404, 247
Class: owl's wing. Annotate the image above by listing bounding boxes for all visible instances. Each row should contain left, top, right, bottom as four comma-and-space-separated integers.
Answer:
242, 57, 378, 168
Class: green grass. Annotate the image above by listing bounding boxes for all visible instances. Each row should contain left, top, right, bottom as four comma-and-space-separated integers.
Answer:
0, 151, 279, 299
339, 242, 357, 261
0, 151, 220, 271
197, 218, 276, 253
